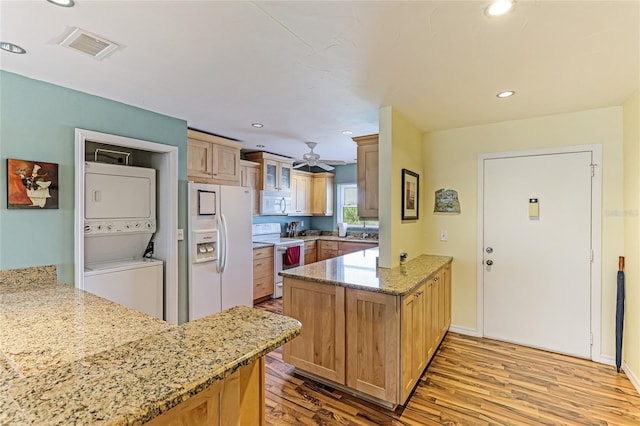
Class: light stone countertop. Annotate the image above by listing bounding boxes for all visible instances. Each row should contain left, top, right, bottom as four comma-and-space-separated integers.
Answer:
295, 235, 379, 243
0, 266, 301, 425
280, 247, 452, 295
253, 242, 274, 249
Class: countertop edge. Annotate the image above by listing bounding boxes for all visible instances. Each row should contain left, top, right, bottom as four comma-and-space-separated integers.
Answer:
281, 252, 452, 296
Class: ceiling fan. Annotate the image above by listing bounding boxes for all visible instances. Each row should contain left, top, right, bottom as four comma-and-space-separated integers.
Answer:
293, 142, 345, 171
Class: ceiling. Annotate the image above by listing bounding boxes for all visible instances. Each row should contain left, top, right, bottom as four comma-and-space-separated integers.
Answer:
1, 1, 638, 164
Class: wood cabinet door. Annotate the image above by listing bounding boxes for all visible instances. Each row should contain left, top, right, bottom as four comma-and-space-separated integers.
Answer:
354, 135, 378, 219
187, 139, 214, 178
304, 240, 317, 264
338, 241, 378, 256
283, 279, 346, 384
263, 159, 278, 190
425, 278, 437, 361
291, 172, 311, 214
400, 283, 426, 403
311, 174, 334, 216
443, 263, 452, 330
213, 144, 240, 184
317, 240, 339, 261
345, 288, 399, 404
278, 162, 292, 191
145, 358, 265, 426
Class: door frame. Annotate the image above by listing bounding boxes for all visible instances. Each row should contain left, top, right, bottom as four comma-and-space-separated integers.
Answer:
74, 129, 179, 325
476, 145, 603, 362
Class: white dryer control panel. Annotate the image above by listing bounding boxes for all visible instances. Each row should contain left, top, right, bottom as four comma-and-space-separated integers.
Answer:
84, 219, 156, 235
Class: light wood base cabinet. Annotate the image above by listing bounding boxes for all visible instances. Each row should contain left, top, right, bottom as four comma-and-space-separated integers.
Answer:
282, 261, 451, 408
345, 288, 399, 403
304, 240, 317, 264
317, 240, 339, 261
401, 282, 426, 403
253, 246, 274, 301
146, 358, 265, 426
282, 279, 345, 384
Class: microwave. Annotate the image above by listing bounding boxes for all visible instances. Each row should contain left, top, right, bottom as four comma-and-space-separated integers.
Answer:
260, 190, 292, 215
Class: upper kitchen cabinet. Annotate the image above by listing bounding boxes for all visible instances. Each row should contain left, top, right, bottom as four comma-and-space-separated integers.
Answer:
352, 134, 378, 219
311, 173, 334, 216
291, 170, 312, 215
240, 160, 261, 216
244, 152, 293, 192
187, 129, 242, 186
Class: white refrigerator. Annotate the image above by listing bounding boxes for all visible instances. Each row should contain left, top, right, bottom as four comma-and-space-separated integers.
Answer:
187, 182, 253, 321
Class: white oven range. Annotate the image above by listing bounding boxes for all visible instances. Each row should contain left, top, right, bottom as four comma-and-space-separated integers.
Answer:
252, 223, 304, 299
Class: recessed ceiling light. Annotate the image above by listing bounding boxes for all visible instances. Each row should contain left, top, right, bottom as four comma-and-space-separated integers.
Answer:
486, 0, 514, 16
251, 123, 264, 128
0, 42, 26, 54
341, 130, 353, 135
46, 0, 75, 7
497, 90, 516, 98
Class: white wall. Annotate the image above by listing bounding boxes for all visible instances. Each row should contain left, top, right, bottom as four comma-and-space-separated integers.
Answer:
379, 106, 425, 268
622, 90, 640, 386
423, 107, 624, 357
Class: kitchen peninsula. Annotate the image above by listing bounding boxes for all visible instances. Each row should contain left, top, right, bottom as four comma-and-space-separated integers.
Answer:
280, 247, 452, 408
0, 266, 301, 425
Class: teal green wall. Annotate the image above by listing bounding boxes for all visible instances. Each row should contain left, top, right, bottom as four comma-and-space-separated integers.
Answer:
0, 71, 189, 321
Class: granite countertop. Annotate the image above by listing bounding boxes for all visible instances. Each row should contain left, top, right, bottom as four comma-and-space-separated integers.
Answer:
280, 247, 451, 296
296, 235, 379, 243
253, 242, 274, 249
0, 266, 301, 425
253, 235, 378, 249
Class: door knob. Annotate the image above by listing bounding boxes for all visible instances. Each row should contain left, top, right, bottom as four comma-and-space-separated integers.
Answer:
486, 260, 493, 265
486, 247, 493, 254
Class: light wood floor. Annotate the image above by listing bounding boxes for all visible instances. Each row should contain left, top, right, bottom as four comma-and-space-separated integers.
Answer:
256, 298, 640, 425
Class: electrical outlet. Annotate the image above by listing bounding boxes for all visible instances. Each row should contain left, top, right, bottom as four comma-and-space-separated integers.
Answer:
300, 220, 304, 227
177, 229, 184, 241
440, 230, 448, 241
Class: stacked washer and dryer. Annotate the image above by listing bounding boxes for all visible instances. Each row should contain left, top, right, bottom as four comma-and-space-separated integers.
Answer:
83, 161, 163, 320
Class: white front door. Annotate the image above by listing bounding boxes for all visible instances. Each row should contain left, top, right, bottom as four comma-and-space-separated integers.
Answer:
483, 151, 592, 358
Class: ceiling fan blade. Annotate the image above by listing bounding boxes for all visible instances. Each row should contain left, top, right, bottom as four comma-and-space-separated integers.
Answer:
323, 160, 347, 166
293, 162, 310, 169
317, 162, 335, 171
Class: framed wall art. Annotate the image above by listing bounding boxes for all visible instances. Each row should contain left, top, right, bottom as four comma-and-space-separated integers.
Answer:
401, 168, 419, 220
6, 159, 59, 209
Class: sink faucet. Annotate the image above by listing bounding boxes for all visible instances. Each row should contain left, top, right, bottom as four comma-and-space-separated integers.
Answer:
362, 221, 368, 239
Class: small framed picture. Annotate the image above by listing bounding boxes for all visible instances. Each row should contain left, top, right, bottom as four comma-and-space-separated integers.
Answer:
402, 168, 419, 220
7, 159, 59, 209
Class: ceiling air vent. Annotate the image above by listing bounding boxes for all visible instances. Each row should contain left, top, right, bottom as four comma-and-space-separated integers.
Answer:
59, 28, 119, 60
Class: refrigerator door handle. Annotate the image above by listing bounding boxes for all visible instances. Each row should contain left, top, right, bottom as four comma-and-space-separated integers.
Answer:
220, 213, 229, 273
215, 215, 224, 273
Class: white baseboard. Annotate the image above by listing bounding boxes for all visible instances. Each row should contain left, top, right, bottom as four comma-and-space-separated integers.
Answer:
623, 362, 640, 395
593, 353, 615, 366
448, 324, 481, 337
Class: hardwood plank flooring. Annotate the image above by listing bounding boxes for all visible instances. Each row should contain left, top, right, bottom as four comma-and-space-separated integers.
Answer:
256, 299, 640, 425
